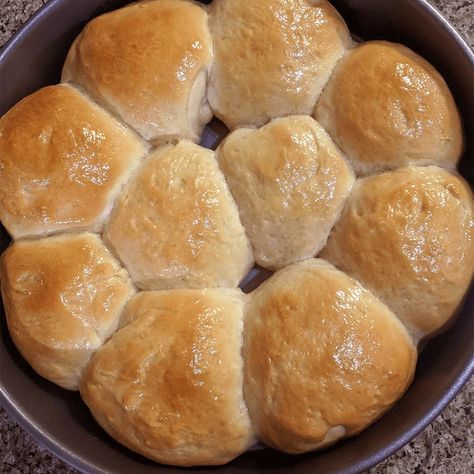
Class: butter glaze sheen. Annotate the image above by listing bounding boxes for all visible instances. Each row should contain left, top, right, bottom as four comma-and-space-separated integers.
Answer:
208, 0, 353, 130
81, 288, 254, 466
244, 259, 417, 454
217, 115, 354, 270
321, 166, 474, 340
62, 0, 213, 144
0, 233, 135, 390
0, 84, 149, 239
315, 41, 463, 175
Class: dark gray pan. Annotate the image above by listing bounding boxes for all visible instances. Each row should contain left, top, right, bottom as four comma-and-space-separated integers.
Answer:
0, 1, 473, 473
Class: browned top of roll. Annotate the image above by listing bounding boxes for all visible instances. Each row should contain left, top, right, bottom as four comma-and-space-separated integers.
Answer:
62, 0, 213, 143
81, 289, 254, 466
321, 166, 474, 340
315, 41, 463, 175
0, 233, 135, 390
244, 259, 417, 454
0, 84, 148, 239
209, 0, 352, 129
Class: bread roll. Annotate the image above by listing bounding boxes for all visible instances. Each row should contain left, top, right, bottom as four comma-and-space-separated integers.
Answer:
0, 84, 148, 239
244, 259, 416, 454
217, 116, 354, 270
321, 166, 474, 340
315, 41, 463, 175
0, 233, 135, 390
208, 0, 352, 130
81, 289, 254, 466
62, 0, 212, 144
104, 140, 254, 290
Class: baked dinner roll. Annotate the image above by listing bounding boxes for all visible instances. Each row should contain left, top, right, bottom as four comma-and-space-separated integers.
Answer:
81, 289, 254, 466
0, 84, 148, 239
62, 0, 212, 144
244, 259, 417, 454
217, 116, 354, 270
0, 233, 135, 390
104, 140, 254, 290
209, 0, 352, 130
315, 41, 463, 175
321, 166, 474, 340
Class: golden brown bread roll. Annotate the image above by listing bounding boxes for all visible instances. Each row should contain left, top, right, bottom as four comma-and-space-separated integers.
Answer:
0, 84, 148, 239
208, 0, 352, 130
0, 0, 470, 466
104, 140, 254, 290
0, 233, 135, 390
321, 166, 474, 340
244, 259, 417, 454
315, 41, 463, 175
81, 289, 254, 466
217, 115, 354, 270
61, 0, 212, 144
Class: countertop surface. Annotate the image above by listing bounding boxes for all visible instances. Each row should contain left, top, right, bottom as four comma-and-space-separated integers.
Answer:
0, 0, 473, 473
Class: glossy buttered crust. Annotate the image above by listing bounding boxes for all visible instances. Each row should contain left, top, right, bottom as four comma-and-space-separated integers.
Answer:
62, 0, 213, 144
0, 84, 148, 239
244, 259, 417, 454
315, 41, 464, 175
208, 0, 353, 129
321, 166, 474, 340
104, 140, 254, 290
81, 289, 254, 466
0, 0, 472, 467
217, 115, 354, 270
0, 233, 135, 390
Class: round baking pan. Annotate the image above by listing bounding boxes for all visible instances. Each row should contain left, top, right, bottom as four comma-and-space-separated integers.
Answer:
0, 1, 473, 473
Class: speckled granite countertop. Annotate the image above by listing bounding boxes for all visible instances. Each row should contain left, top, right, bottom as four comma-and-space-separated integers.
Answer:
0, 0, 473, 473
